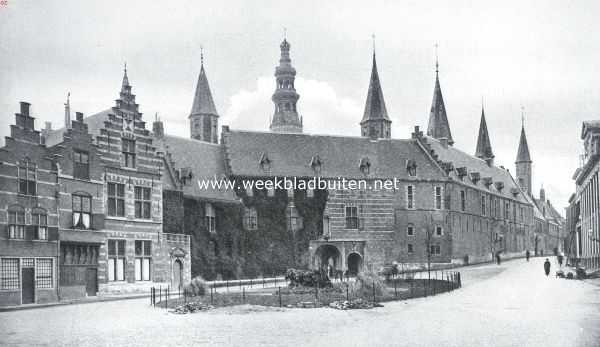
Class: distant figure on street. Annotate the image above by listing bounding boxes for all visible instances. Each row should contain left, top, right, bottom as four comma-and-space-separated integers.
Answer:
496, 253, 501, 265
544, 258, 551, 276
526, 250, 530, 262
558, 253, 564, 267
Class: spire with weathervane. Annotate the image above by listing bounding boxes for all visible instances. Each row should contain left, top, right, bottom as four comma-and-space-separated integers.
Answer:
475, 103, 494, 165
515, 108, 533, 196
360, 35, 391, 139
189, 48, 219, 143
269, 30, 303, 133
427, 44, 454, 145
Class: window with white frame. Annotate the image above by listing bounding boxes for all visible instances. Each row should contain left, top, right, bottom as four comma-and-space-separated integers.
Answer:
345, 204, 359, 229
434, 186, 443, 210
107, 183, 125, 217
407, 185, 415, 209
35, 258, 53, 288
32, 209, 48, 240
8, 206, 25, 239
73, 150, 90, 179
430, 244, 441, 255
205, 203, 216, 233
407, 224, 415, 236
134, 240, 151, 281
108, 239, 126, 281
134, 186, 151, 219
1, 258, 19, 289
73, 194, 92, 229
122, 138, 136, 168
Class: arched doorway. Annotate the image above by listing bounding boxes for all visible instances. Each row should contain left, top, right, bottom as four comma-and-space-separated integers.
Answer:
173, 259, 183, 290
315, 245, 341, 276
347, 253, 362, 275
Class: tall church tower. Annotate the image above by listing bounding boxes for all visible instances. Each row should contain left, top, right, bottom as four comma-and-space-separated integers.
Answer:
190, 51, 219, 143
475, 106, 494, 165
269, 37, 303, 133
515, 119, 533, 196
360, 51, 391, 139
426, 53, 454, 145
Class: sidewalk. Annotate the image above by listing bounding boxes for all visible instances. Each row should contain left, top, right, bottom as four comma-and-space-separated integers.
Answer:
0, 292, 149, 312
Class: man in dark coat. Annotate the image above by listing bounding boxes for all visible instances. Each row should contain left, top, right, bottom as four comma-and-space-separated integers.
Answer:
544, 258, 551, 276
526, 250, 530, 262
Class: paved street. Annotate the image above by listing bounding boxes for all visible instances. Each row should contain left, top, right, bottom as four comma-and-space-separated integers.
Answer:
1, 257, 599, 347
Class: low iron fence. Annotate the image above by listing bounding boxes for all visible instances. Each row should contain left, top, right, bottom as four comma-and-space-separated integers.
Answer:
149, 270, 461, 310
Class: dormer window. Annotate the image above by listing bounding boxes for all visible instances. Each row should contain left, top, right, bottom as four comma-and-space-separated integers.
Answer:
470, 172, 480, 184
180, 167, 193, 185
456, 167, 468, 179
259, 152, 271, 173
495, 181, 505, 192
483, 177, 493, 188
406, 159, 417, 177
359, 157, 371, 175
310, 155, 322, 174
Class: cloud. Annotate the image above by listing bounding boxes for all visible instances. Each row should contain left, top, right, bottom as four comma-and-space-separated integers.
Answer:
223, 76, 364, 136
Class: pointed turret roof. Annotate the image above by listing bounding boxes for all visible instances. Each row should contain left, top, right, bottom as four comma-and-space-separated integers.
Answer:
190, 58, 218, 118
475, 107, 494, 160
516, 124, 532, 163
121, 63, 130, 90
426, 63, 454, 145
361, 53, 389, 123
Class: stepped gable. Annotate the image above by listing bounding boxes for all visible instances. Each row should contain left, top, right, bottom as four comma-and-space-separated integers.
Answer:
221, 129, 443, 180
155, 134, 238, 202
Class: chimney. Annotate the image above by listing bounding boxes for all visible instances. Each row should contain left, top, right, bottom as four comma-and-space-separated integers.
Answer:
153, 119, 164, 138
75, 112, 84, 122
440, 137, 449, 149
20, 102, 31, 116
485, 158, 494, 167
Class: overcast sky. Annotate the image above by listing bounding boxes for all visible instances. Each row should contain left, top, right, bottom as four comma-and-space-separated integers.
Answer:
1, 0, 598, 211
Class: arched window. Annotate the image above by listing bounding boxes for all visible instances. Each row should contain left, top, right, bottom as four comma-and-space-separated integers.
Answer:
32, 207, 48, 240
7, 205, 25, 239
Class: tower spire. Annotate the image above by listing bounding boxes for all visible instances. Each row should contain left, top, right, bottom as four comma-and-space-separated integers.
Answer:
122, 62, 129, 89
64, 92, 71, 129
427, 44, 453, 145
515, 108, 533, 195
360, 44, 391, 139
475, 104, 494, 164
269, 35, 302, 133
189, 48, 219, 143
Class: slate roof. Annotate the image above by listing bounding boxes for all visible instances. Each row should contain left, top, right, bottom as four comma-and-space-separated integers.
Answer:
190, 65, 218, 117
222, 129, 442, 180
581, 120, 600, 139
44, 109, 112, 147
516, 125, 532, 163
425, 136, 529, 203
475, 107, 494, 160
426, 72, 453, 145
155, 134, 238, 202
361, 53, 390, 123
533, 197, 564, 223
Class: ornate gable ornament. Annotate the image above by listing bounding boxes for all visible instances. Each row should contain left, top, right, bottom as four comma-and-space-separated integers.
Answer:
359, 157, 371, 175
259, 152, 271, 172
310, 155, 322, 174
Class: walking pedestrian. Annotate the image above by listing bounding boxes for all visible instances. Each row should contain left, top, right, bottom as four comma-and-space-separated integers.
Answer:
544, 258, 551, 276
496, 253, 501, 265
526, 250, 530, 262
557, 253, 564, 267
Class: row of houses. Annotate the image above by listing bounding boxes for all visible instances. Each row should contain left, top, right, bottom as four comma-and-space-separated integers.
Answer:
1, 37, 565, 306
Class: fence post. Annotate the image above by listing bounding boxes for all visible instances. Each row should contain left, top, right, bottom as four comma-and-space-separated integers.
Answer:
250, 279, 253, 288
278, 286, 282, 307
165, 288, 168, 310
346, 284, 349, 301
159, 286, 162, 304
410, 280, 413, 298
263, 277, 265, 288
242, 287, 245, 304
226, 280, 229, 292
458, 272, 462, 288
394, 278, 397, 297
210, 286, 214, 305
315, 283, 319, 307
372, 280, 376, 303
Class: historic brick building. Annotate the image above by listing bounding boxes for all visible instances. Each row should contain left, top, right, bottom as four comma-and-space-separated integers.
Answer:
566, 120, 600, 271
1, 69, 190, 306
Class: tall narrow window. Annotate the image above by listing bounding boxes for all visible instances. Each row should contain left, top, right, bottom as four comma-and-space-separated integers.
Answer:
460, 190, 466, 211
244, 207, 258, 230
107, 183, 125, 217
435, 225, 443, 236
1, 258, 19, 290
73, 150, 90, 179
407, 244, 414, 254
122, 139, 136, 168
407, 224, 415, 236
134, 186, 151, 219
134, 240, 151, 281
205, 203, 216, 233
434, 186, 443, 210
32, 209, 48, 240
505, 201, 510, 219
108, 239, 126, 281
35, 259, 53, 288
407, 186, 415, 209
8, 206, 25, 239
481, 195, 486, 216
345, 205, 359, 229
18, 160, 36, 196
73, 194, 92, 229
